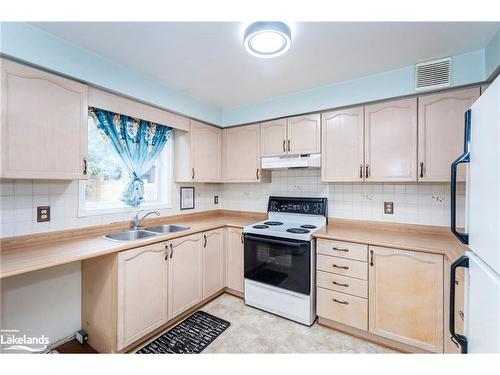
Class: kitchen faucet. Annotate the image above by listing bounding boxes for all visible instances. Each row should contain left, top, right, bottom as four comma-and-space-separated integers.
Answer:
132, 210, 160, 230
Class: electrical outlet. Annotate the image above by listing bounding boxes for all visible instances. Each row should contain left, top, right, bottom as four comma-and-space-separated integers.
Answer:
384, 202, 394, 215
214, 195, 219, 204
37, 206, 50, 222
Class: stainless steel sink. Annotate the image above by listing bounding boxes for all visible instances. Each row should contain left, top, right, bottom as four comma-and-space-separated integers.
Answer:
144, 224, 190, 234
104, 229, 159, 242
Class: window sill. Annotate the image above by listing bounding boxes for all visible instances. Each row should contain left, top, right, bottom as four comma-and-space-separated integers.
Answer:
78, 201, 172, 217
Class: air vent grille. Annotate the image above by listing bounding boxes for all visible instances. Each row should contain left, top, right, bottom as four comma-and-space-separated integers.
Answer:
415, 57, 451, 91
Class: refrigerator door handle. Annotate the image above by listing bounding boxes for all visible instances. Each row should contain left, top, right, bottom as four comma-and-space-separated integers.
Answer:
450, 255, 469, 354
450, 109, 471, 245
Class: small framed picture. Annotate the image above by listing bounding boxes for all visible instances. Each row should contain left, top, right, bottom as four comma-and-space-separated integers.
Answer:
180, 187, 195, 210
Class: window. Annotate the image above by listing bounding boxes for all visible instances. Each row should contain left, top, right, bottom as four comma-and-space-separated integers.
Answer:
78, 116, 172, 216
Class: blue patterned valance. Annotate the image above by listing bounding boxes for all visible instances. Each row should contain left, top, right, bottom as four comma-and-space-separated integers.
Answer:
89, 107, 172, 207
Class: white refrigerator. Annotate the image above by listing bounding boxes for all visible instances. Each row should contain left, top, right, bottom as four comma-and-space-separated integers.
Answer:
450, 75, 500, 353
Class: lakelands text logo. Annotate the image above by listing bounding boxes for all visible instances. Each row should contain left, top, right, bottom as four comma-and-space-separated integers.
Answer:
0, 329, 50, 353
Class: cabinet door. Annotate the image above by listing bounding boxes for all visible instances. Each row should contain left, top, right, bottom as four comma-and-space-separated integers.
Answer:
223, 124, 261, 182
190, 120, 221, 181
321, 108, 364, 182
202, 229, 225, 299
0, 58, 88, 179
287, 114, 321, 155
226, 227, 244, 293
260, 119, 287, 157
368, 246, 444, 353
117, 242, 168, 351
364, 98, 417, 181
168, 234, 203, 318
418, 88, 480, 181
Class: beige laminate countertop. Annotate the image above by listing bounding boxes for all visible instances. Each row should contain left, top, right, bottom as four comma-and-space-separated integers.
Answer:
313, 220, 469, 261
0, 211, 264, 279
0, 211, 469, 279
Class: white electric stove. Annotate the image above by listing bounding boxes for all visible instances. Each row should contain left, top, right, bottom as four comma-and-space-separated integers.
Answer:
243, 196, 328, 326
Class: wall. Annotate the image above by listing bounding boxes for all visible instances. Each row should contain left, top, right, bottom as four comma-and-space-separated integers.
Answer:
485, 27, 500, 79
0, 262, 81, 351
0, 22, 222, 125
222, 49, 485, 126
221, 169, 466, 227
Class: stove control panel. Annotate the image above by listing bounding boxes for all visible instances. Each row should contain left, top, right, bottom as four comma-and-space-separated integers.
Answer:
268, 196, 327, 216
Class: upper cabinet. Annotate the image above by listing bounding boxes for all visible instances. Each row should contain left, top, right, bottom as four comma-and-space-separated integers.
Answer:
260, 114, 321, 157
260, 119, 287, 157
322, 107, 364, 182
0, 59, 88, 179
364, 98, 418, 182
223, 124, 270, 182
418, 87, 480, 182
287, 114, 321, 155
174, 120, 221, 182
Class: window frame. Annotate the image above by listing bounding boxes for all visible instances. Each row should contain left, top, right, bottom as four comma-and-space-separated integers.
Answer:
78, 135, 173, 217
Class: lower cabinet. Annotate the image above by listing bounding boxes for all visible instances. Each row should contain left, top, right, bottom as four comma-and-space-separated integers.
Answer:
168, 234, 203, 318
226, 227, 244, 293
117, 243, 168, 350
316, 240, 445, 353
368, 246, 444, 353
202, 229, 225, 299
82, 230, 225, 353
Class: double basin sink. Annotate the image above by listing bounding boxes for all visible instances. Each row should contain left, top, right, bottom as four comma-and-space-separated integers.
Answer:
104, 224, 190, 242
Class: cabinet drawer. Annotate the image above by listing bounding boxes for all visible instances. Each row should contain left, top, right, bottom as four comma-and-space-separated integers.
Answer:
317, 254, 368, 280
317, 239, 368, 262
317, 287, 368, 331
317, 270, 367, 298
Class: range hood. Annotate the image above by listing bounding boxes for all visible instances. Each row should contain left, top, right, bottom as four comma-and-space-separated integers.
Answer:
261, 154, 321, 170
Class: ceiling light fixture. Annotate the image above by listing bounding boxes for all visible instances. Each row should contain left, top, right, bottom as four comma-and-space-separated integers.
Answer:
243, 22, 292, 58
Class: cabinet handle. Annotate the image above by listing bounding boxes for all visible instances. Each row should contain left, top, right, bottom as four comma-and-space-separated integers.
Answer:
359, 164, 363, 179
459, 310, 464, 321
164, 243, 169, 260
170, 243, 173, 259
83, 158, 87, 175
332, 247, 349, 252
332, 264, 349, 270
370, 249, 374, 266
333, 298, 349, 305
287, 139, 291, 152
332, 281, 349, 288
192, 168, 195, 179
240, 233, 244, 244
283, 140, 286, 152
365, 164, 370, 178
203, 234, 207, 248
256, 168, 260, 180
420, 161, 424, 179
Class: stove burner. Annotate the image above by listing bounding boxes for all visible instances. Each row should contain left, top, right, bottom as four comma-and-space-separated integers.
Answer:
286, 228, 310, 234
253, 225, 269, 229
264, 221, 283, 226
300, 224, 317, 229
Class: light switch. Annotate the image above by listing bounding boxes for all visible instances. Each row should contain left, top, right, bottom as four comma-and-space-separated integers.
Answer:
384, 202, 394, 215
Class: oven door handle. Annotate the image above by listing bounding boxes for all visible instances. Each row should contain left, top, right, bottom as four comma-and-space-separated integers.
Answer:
244, 234, 306, 247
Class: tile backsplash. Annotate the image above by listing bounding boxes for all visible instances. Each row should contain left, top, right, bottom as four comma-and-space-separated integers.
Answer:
221, 169, 466, 227
0, 179, 220, 238
0, 170, 465, 238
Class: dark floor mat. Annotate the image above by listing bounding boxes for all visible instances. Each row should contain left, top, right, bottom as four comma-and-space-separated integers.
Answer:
136, 311, 230, 354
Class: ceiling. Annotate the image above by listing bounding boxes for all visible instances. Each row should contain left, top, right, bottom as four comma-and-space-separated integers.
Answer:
31, 22, 499, 108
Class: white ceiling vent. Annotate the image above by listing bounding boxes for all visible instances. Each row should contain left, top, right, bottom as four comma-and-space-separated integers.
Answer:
415, 57, 451, 91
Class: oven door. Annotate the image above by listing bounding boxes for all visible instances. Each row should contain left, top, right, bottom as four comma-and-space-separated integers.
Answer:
244, 233, 311, 295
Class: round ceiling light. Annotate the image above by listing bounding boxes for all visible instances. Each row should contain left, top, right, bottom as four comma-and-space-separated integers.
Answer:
243, 22, 292, 58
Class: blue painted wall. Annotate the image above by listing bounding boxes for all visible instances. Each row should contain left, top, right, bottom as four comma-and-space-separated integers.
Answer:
485, 27, 500, 79
0, 22, 223, 125
222, 49, 486, 126
1, 22, 495, 127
